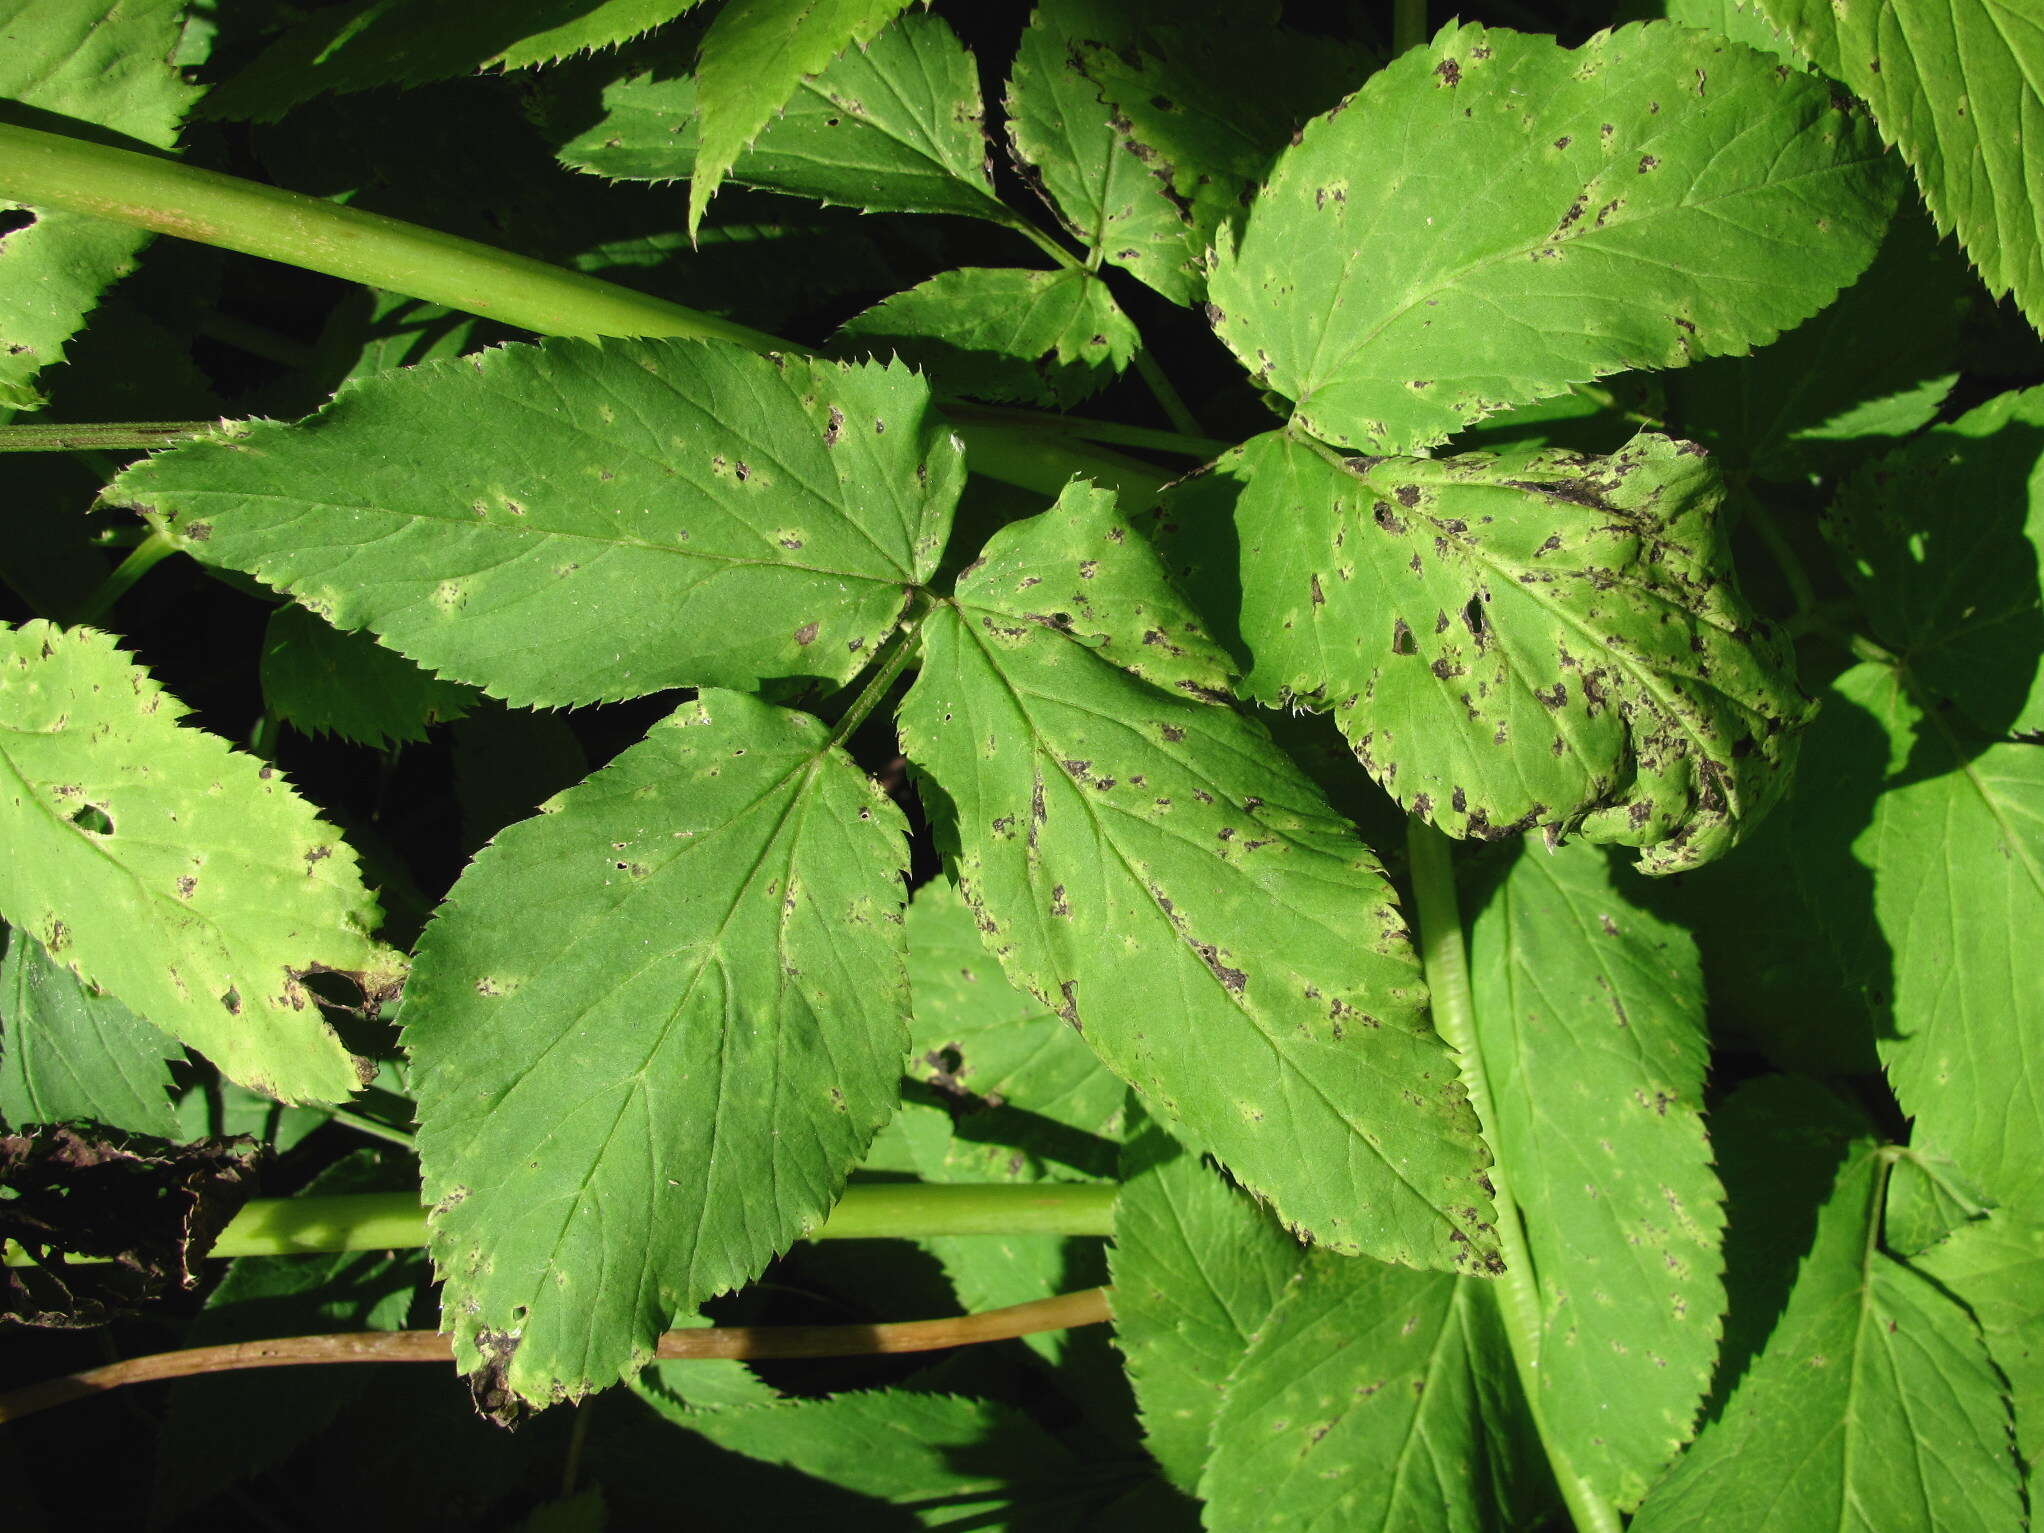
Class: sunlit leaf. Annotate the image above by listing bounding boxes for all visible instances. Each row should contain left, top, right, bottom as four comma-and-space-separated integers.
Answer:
0, 922, 180, 1135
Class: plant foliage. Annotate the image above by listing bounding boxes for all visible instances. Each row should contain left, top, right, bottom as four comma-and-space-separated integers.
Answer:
0, 0, 2039, 1527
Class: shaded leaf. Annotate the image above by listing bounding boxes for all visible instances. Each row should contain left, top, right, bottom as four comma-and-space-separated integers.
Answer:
404, 690, 911, 1408
1885, 1147, 1995, 1258
108, 339, 964, 708
1201, 1254, 1548, 1531
1632, 1134, 2021, 1532
1108, 1117, 1302, 1492
262, 603, 476, 748
0, 1123, 260, 1326
1467, 839, 1726, 1507
1826, 386, 2044, 737
553, 11, 1007, 223
0, 622, 396, 1104
1207, 21, 1896, 454
1157, 430, 1810, 872
897, 482, 1497, 1268
0, 0, 200, 410
0, 922, 179, 1136
1915, 1209, 2044, 1473
689, 0, 917, 234
835, 267, 1138, 409
1760, 0, 2044, 332
204, 0, 710, 119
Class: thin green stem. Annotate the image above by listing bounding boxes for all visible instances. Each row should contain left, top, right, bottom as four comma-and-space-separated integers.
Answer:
0, 421, 211, 454
1404, 821, 1622, 1533
317, 1106, 416, 1148
1132, 347, 1207, 440
942, 403, 1229, 461
1741, 495, 1818, 618
0, 121, 1175, 508
0, 1182, 1118, 1266
71, 528, 176, 626
991, 208, 1085, 271
828, 609, 925, 749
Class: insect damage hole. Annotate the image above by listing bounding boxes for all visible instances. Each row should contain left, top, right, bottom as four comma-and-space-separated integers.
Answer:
69, 805, 114, 836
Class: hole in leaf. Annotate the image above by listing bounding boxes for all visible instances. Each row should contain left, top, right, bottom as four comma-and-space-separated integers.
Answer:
0, 207, 34, 241
1391, 619, 1418, 655
69, 805, 113, 836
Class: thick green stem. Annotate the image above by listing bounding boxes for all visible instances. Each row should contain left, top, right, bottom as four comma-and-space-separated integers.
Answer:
1394, 0, 1430, 53
1405, 821, 1622, 1533
1132, 348, 1206, 440
827, 609, 924, 748
1, 1182, 1117, 1267
0, 121, 1168, 507
0, 421, 212, 453
71, 527, 175, 625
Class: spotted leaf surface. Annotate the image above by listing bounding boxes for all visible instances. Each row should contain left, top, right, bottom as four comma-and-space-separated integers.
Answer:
404, 690, 910, 1408
0, 0, 199, 410
108, 339, 964, 708
1207, 21, 1896, 454
1632, 1135, 2021, 1532
1468, 840, 1726, 1509
1158, 430, 1809, 872
0, 624, 395, 1105
897, 483, 1496, 1269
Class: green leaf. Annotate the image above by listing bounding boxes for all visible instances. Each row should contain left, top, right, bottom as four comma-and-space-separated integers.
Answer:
689, 0, 917, 235
835, 267, 1138, 409
1884, 1147, 1995, 1258
0, 622, 396, 1105
553, 11, 1007, 224
1201, 1255, 1547, 1531
1826, 387, 2044, 737
404, 689, 911, 1408
1663, 0, 1797, 61
262, 603, 476, 748
0, 923, 179, 1135
1003, 0, 1205, 304
905, 879, 1125, 1143
896, 481, 1497, 1269
1915, 1209, 2044, 1472
1108, 1117, 1303, 1492
1467, 839, 1726, 1507
1206, 21, 1897, 454
1759, 0, 2044, 333
673, 1391, 1091, 1526
1157, 430, 1811, 872
1798, 664, 2044, 1214
1665, 204, 1968, 483
0, 0, 200, 411
204, 0, 710, 120
107, 339, 965, 708
1632, 1137, 2022, 1532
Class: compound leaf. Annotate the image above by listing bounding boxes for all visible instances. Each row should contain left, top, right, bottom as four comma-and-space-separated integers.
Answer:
1800, 664, 2044, 1216
1826, 386, 2044, 738
0, 923, 180, 1136
1914, 1209, 2044, 1472
1108, 1117, 1303, 1493
107, 339, 964, 709
1201, 1255, 1546, 1532
555, 11, 1007, 223
835, 267, 1138, 409
205, 0, 709, 119
897, 482, 1498, 1269
689, 0, 916, 234
1632, 1135, 2022, 1532
1760, 0, 2044, 333
0, 623, 395, 1105
404, 689, 910, 1409
1207, 21, 1897, 454
0, 0, 200, 411
1467, 839, 1726, 1508
1157, 430, 1809, 872
261, 603, 476, 748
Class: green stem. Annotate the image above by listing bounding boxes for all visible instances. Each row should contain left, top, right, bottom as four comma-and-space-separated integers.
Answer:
0, 1182, 1118, 1266
318, 1106, 416, 1148
0, 121, 1171, 507
1741, 495, 1818, 618
1394, 0, 1430, 53
1404, 821, 1621, 1533
1132, 348, 1207, 440
942, 403, 1228, 461
828, 609, 925, 749
991, 209, 1085, 271
71, 528, 176, 626
0, 421, 212, 454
